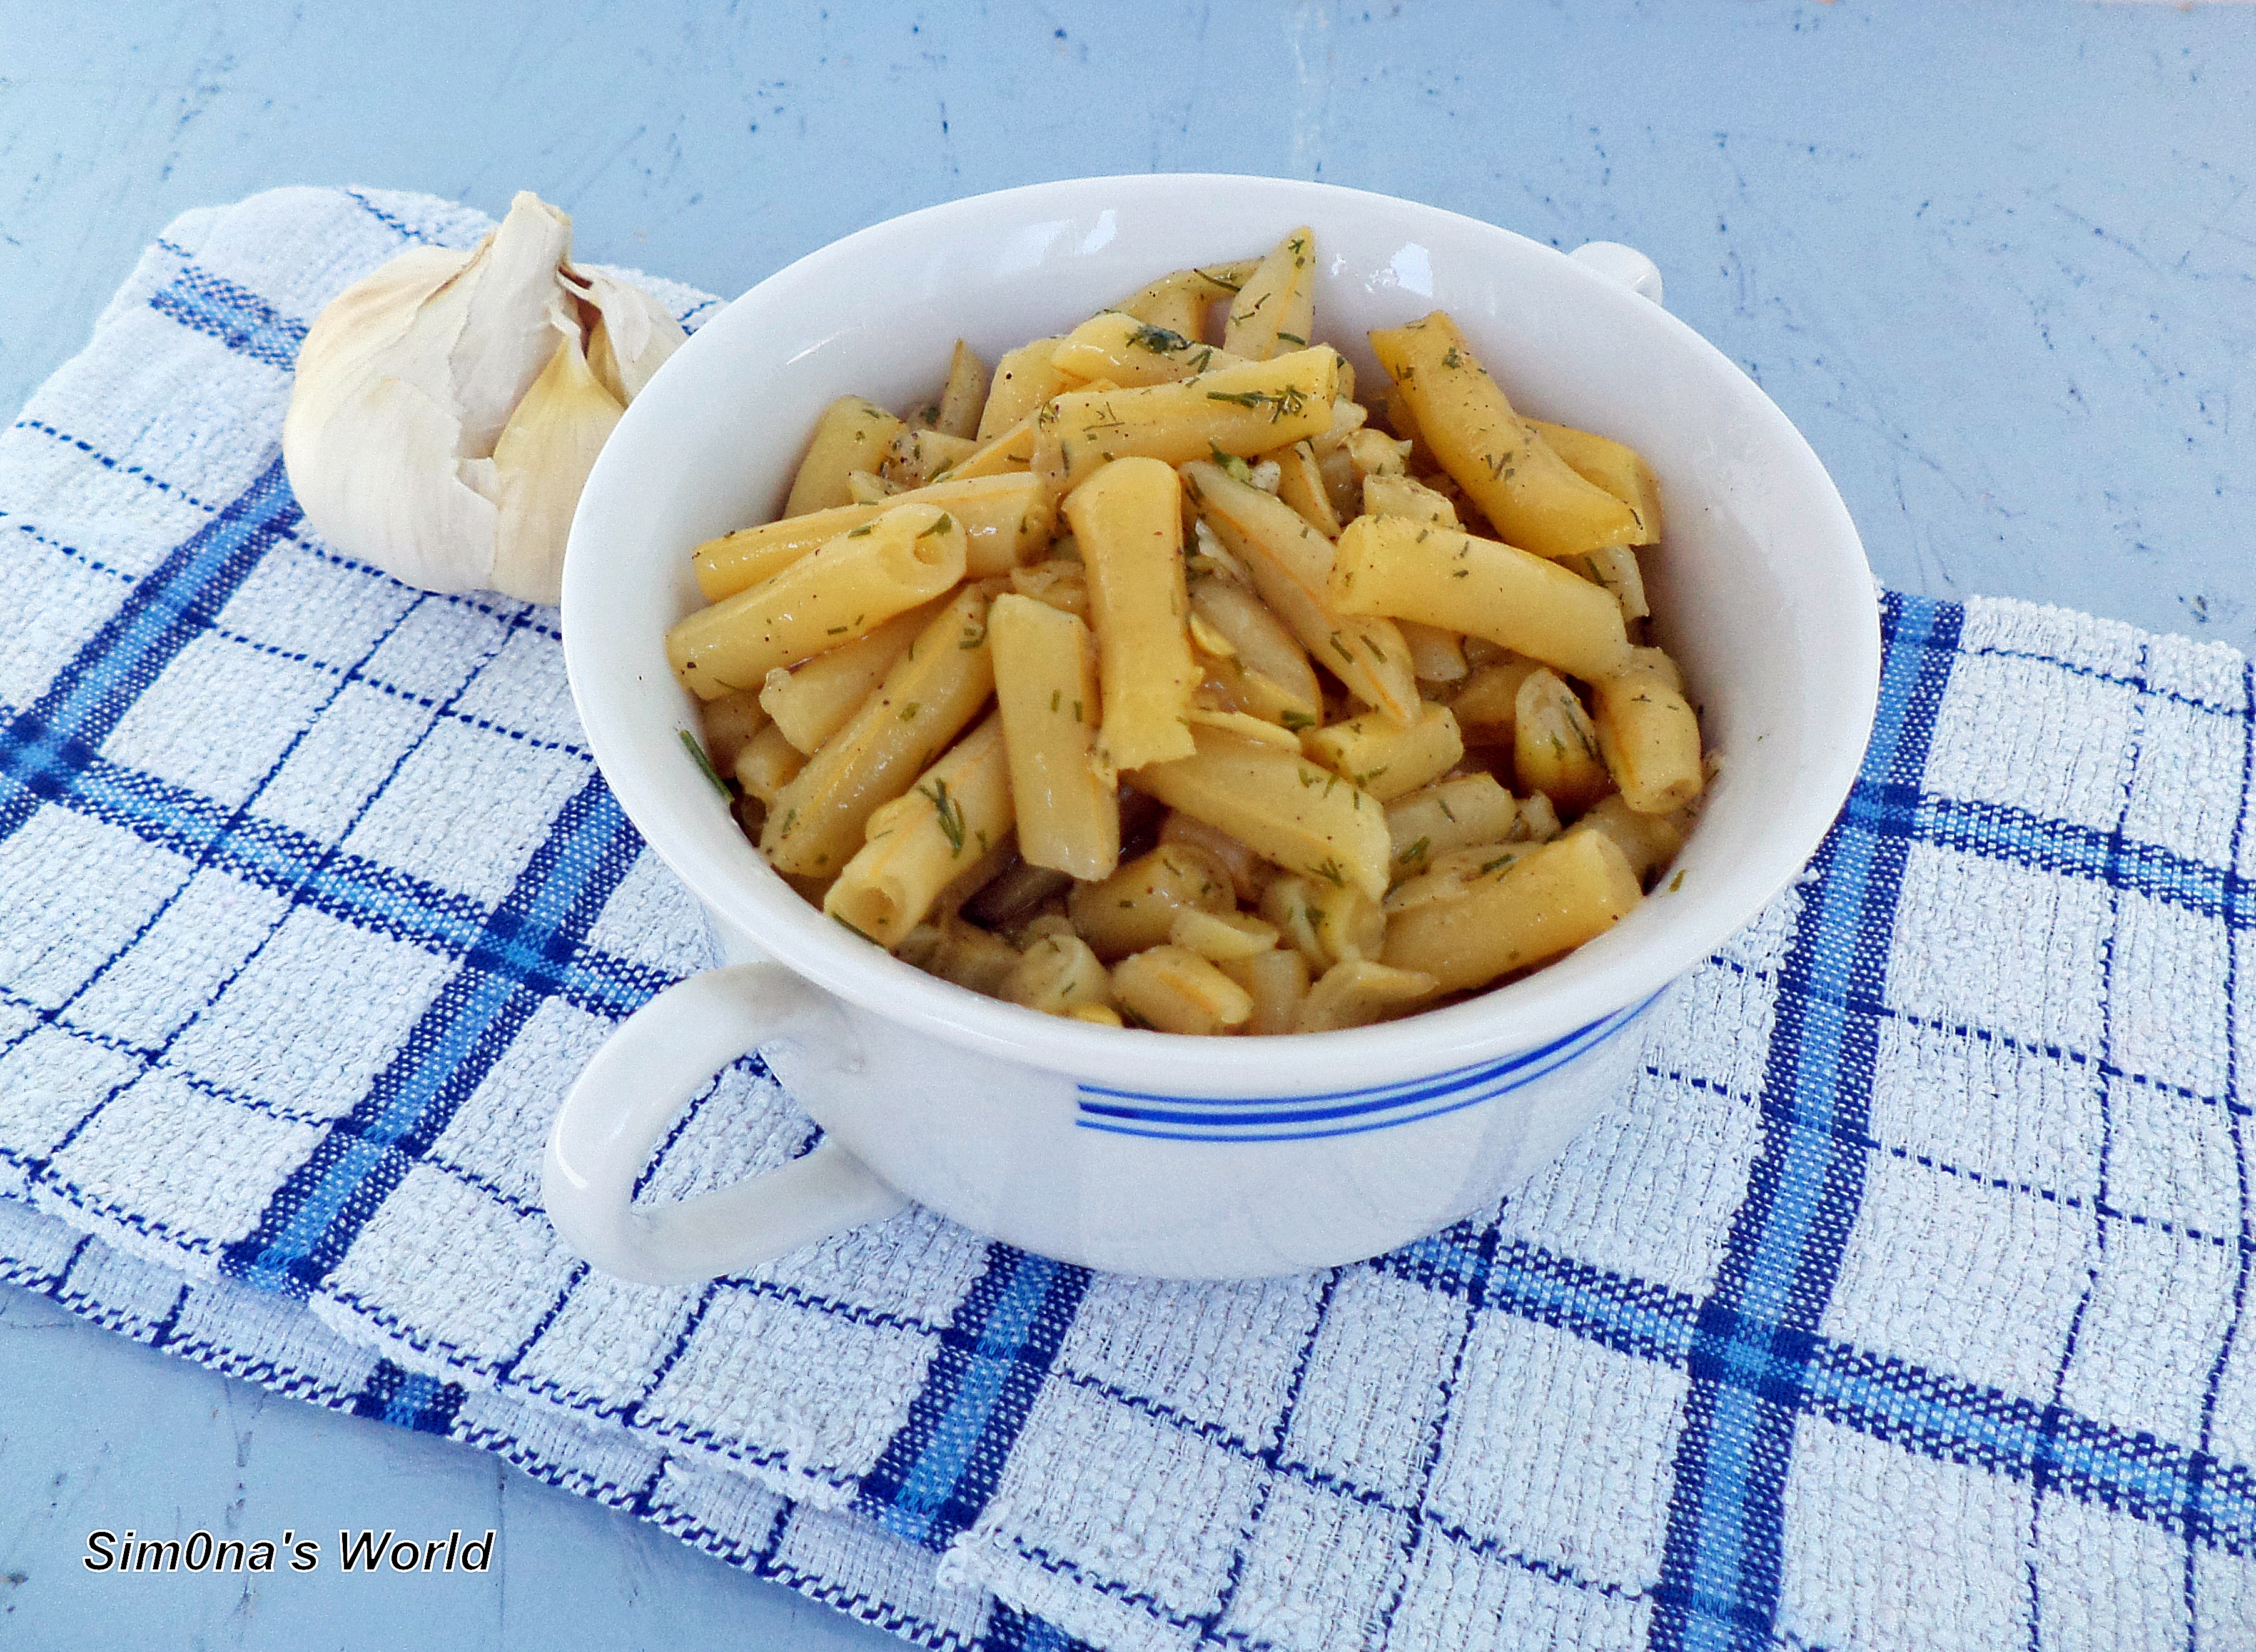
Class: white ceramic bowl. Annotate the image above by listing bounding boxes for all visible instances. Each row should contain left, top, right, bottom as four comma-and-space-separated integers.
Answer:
545, 175, 1878, 1283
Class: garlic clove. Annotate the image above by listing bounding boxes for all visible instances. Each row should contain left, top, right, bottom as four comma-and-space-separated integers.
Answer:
466, 297, 624, 606
290, 245, 473, 392
287, 372, 503, 596
444, 191, 576, 458
570, 266, 687, 405
283, 247, 505, 595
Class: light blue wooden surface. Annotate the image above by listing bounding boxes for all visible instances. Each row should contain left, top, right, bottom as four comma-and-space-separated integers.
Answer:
1, 1, 2250, 1646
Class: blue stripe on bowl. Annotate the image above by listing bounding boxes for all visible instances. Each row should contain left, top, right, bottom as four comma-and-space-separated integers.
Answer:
1074, 992, 1659, 1143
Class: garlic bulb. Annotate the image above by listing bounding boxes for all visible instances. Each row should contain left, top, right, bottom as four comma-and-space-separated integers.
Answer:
283, 191, 685, 605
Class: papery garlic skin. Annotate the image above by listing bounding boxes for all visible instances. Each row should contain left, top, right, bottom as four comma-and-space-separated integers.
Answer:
572, 267, 684, 405
443, 193, 575, 457
467, 295, 624, 606
284, 245, 498, 594
283, 190, 685, 604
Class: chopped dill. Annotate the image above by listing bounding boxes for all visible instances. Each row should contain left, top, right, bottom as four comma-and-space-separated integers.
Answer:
1208, 442, 1255, 484
1127, 321, 1195, 355
917, 777, 966, 854
679, 730, 731, 801
1205, 386, 1309, 422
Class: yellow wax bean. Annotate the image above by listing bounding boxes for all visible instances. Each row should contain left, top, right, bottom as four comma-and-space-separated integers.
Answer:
1158, 809, 1273, 904
1295, 960, 1439, 1033
1067, 843, 1237, 961
667, 502, 967, 699
1594, 646, 1704, 814
825, 716, 1016, 948
1068, 456, 1199, 773
692, 472, 1053, 600
1513, 667, 1614, 816
989, 594, 1119, 881
1569, 794, 1688, 886
1329, 515, 1631, 685
1382, 842, 1537, 916
1134, 727, 1390, 903
1302, 704, 1465, 803
1183, 460, 1420, 726
1273, 441, 1343, 537
1223, 227, 1318, 362
925, 339, 991, 439
1217, 946, 1311, 1035
784, 395, 904, 517
1032, 349, 1338, 495
697, 687, 770, 774
1169, 908, 1282, 963
1370, 313, 1638, 559
1051, 312, 1247, 387
1449, 654, 1544, 746
1384, 774, 1520, 878
1003, 930, 1116, 1015
760, 598, 944, 754
978, 338, 1070, 440
1362, 472, 1459, 530
732, 722, 806, 805
1383, 829, 1641, 991
1185, 574, 1323, 730
760, 585, 996, 878
1526, 417, 1663, 544
1112, 945, 1254, 1036
1112, 258, 1260, 329
882, 426, 978, 490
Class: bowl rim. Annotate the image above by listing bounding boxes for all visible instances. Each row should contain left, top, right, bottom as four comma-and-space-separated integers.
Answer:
563, 171, 1880, 1098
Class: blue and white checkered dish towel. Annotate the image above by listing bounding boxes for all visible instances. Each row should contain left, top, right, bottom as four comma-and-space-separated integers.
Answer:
3, 186, 2252, 1652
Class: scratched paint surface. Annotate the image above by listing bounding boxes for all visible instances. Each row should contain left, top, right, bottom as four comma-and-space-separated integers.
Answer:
0, 1, 2251, 1646
3, 1, 2252, 649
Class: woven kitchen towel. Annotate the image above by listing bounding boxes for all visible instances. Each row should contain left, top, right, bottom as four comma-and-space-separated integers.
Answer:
4, 186, 2253, 1652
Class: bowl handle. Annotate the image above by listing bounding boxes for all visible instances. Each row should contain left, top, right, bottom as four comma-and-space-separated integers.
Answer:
1569, 241, 1666, 309
541, 963, 906, 1285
